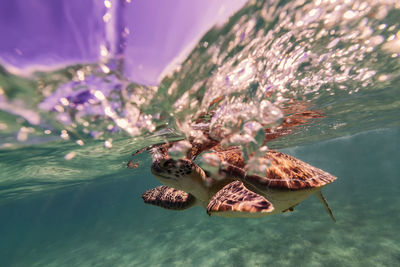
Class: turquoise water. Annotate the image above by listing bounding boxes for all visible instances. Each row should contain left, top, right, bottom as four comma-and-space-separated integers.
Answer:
1, 0, 400, 266
1, 128, 399, 266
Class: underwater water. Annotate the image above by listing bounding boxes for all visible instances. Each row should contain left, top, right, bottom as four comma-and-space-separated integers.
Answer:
1, 0, 400, 266
0, 128, 399, 266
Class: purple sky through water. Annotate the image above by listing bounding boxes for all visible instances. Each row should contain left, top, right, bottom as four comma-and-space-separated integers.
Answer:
124, 0, 247, 85
0, 0, 247, 85
0, 0, 105, 72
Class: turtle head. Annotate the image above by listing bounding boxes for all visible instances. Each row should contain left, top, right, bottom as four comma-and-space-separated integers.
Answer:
151, 157, 208, 199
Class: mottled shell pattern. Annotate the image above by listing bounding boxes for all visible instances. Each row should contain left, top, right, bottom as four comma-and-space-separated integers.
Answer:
210, 145, 336, 191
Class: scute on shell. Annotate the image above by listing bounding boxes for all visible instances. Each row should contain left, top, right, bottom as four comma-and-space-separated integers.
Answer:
215, 148, 336, 190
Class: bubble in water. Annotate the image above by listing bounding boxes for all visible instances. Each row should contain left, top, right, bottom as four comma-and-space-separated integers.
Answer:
76, 140, 85, 146
104, 0, 111, 9
383, 30, 400, 54
0, 123, 8, 131
209, 99, 282, 143
198, 152, 224, 179
220, 120, 267, 162
245, 146, 271, 177
64, 152, 76, 160
222, 132, 255, 148
167, 140, 192, 160
259, 100, 283, 125
104, 138, 113, 149
60, 130, 69, 140
16, 127, 34, 142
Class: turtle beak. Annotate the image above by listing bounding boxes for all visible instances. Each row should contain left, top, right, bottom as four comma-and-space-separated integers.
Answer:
151, 161, 163, 173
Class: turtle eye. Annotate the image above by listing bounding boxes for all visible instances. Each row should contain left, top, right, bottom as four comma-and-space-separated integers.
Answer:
163, 159, 174, 168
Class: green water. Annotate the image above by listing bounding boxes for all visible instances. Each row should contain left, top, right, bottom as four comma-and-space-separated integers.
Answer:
1, 127, 399, 266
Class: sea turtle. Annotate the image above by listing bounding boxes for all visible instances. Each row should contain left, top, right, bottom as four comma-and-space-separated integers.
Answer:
141, 141, 336, 221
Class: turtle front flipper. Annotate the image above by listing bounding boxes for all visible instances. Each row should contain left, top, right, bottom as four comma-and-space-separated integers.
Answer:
207, 181, 274, 217
142, 186, 196, 210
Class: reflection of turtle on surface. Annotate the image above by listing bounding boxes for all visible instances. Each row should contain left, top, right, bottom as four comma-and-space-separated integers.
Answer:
140, 137, 337, 221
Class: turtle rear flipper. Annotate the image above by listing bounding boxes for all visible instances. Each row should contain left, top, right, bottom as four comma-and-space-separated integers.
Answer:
207, 181, 274, 217
142, 186, 195, 210
315, 190, 336, 222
